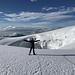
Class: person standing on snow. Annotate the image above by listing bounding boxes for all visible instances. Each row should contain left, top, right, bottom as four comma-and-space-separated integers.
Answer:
24, 38, 40, 55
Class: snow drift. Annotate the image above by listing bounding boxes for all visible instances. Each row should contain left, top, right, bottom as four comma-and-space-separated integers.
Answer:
35, 26, 75, 49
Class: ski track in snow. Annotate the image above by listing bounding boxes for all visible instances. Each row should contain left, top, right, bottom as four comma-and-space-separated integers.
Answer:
0, 45, 75, 75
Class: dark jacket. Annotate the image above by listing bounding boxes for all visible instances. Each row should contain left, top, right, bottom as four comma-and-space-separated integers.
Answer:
24, 39, 40, 48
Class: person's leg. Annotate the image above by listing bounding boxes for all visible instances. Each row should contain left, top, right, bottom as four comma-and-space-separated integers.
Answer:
33, 47, 36, 55
29, 47, 32, 55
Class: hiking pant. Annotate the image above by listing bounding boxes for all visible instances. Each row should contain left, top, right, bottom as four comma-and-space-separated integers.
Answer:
29, 47, 35, 54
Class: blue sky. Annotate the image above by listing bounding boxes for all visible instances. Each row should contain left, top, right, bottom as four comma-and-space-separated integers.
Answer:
0, 0, 75, 28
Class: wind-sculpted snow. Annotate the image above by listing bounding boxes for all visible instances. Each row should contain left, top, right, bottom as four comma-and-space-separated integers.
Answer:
0, 45, 75, 75
0, 26, 75, 49
35, 26, 75, 49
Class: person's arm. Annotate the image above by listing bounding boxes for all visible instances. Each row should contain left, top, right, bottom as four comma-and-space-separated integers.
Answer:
35, 40, 40, 42
24, 39, 29, 42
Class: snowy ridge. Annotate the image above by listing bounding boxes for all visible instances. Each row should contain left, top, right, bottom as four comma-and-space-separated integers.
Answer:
35, 26, 75, 49
0, 45, 75, 75
0, 26, 75, 49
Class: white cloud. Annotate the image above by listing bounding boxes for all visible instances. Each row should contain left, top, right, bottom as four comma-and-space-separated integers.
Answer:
30, 0, 37, 2
42, 6, 75, 12
4, 9, 74, 22
4, 18, 17, 21
0, 7, 74, 28
42, 7, 57, 11
0, 12, 3, 14
0, 6, 74, 27
4, 13, 18, 17
4, 12, 43, 22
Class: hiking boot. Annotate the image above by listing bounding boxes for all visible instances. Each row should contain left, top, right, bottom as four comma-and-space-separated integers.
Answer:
29, 54, 31, 55
33, 53, 36, 55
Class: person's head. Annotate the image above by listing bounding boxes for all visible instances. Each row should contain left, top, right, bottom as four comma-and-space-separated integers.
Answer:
31, 37, 36, 40
31, 38, 34, 40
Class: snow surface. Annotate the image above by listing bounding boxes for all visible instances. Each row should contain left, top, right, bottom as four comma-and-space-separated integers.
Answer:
0, 26, 75, 49
0, 26, 75, 75
0, 45, 75, 75
35, 26, 75, 49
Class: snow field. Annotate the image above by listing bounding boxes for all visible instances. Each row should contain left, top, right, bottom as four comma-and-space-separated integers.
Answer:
0, 45, 75, 75
35, 26, 75, 49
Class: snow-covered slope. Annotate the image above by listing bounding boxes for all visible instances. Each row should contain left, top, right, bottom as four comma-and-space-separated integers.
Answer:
36, 26, 75, 49
0, 45, 75, 75
0, 26, 75, 75
61, 42, 75, 49
0, 26, 75, 49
